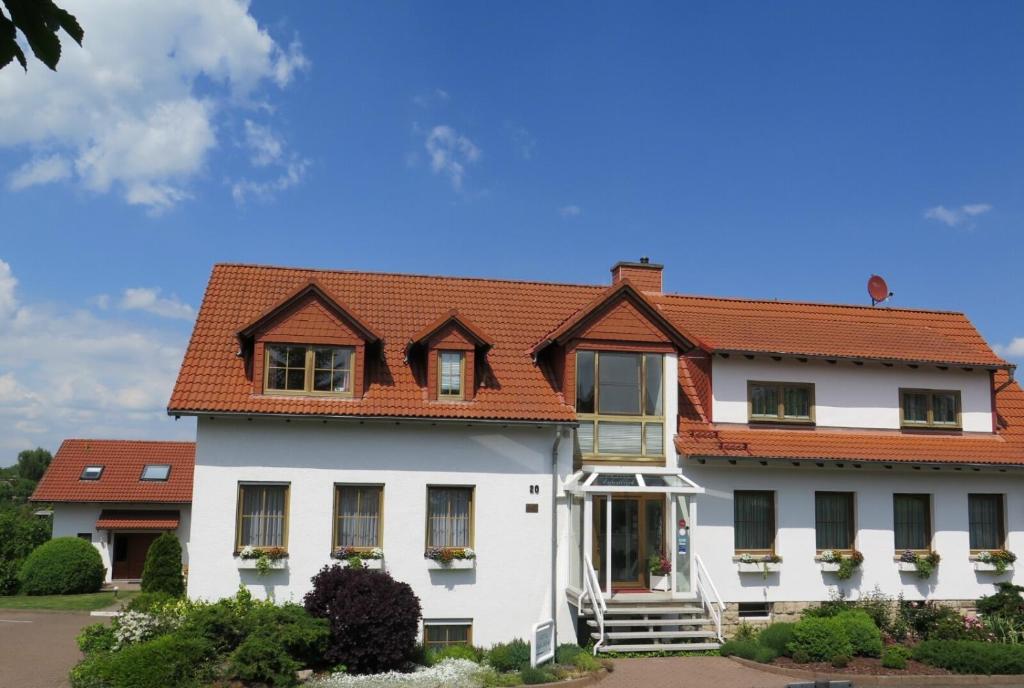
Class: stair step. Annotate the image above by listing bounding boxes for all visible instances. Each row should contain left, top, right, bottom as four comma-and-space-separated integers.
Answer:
587, 618, 710, 627
592, 630, 717, 640
597, 642, 721, 653
584, 605, 704, 615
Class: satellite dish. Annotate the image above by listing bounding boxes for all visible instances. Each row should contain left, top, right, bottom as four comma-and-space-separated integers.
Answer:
868, 275, 891, 306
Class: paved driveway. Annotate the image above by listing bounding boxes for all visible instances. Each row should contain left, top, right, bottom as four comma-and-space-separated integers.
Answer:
603, 657, 791, 688
0, 611, 103, 688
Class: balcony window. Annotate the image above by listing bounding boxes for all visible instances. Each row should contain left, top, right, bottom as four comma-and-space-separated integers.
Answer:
575, 351, 664, 457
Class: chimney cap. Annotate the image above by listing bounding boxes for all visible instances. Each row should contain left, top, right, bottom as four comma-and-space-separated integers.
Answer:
611, 259, 663, 270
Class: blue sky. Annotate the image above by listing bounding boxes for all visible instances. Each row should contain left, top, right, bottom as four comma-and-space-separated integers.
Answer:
0, 1, 1021, 456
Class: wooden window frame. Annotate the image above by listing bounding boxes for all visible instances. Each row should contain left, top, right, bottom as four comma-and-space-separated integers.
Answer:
235, 482, 290, 552
893, 493, 933, 553
423, 621, 473, 651
575, 350, 665, 458
899, 388, 962, 430
733, 490, 777, 555
425, 485, 475, 549
332, 484, 384, 552
747, 381, 816, 424
968, 493, 1007, 553
437, 350, 466, 400
814, 491, 856, 553
263, 344, 355, 397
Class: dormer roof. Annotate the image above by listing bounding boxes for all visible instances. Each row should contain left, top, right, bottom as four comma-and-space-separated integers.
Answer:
406, 309, 493, 359
236, 280, 381, 346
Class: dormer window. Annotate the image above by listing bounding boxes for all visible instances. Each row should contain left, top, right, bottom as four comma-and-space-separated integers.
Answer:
140, 464, 171, 481
748, 381, 815, 424
438, 351, 465, 400
80, 465, 104, 480
575, 351, 664, 457
900, 388, 961, 429
264, 344, 353, 396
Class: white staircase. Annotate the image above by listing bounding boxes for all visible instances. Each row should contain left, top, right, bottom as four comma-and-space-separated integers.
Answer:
579, 554, 724, 654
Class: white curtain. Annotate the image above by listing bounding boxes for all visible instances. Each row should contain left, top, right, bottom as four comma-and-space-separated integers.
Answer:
428, 488, 471, 547
240, 485, 286, 547
336, 486, 380, 548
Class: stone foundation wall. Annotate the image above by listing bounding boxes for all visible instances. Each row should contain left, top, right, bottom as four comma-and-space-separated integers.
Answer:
721, 599, 978, 638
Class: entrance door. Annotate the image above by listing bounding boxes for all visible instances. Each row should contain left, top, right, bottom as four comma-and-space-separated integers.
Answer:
112, 533, 160, 580
593, 496, 665, 590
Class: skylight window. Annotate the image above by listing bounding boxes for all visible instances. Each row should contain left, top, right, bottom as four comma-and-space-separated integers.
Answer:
80, 466, 104, 480
140, 464, 171, 481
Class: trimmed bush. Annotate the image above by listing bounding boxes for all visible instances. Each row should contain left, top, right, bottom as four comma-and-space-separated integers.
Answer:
426, 643, 483, 665
140, 533, 184, 597
882, 645, 912, 669
228, 633, 302, 687
757, 622, 796, 657
835, 610, 883, 657
788, 617, 852, 663
76, 623, 116, 656
520, 666, 556, 684
19, 537, 104, 595
719, 639, 778, 663
70, 633, 216, 688
914, 639, 1024, 674
487, 639, 532, 672
304, 565, 421, 674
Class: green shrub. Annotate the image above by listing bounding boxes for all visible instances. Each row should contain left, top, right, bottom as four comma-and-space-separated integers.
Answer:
572, 651, 602, 672
426, 643, 483, 665
228, 632, 302, 687
719, 638, 777, 663
519, 666, 556, 684
19, 536, 104, 595
76, 623, 116, 656
487, 639, 532, 672
831, 653, 851, 668
140, 533, 184, 597
899, 600, 967, 641
0, 505, 51, 595
787, 617, 852, 663
835, 610, 882, 657
757, 622, 796, 657
125, 592, 175, 613
914, 639, 1024, 674
248, 603, 329, 668
555, 643, 583, 664
70, 633, 216, 688
978, 582, 1024, 618
882, 645, 912, 669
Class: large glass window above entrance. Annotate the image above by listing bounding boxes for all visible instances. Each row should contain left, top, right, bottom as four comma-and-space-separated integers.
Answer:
576, 351, 664, 457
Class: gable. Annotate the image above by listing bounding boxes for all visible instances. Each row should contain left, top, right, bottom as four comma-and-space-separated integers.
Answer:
256, 293, 364, 346
576, 297, 673, 344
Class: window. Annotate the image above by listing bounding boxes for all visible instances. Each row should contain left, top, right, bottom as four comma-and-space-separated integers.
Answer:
334, 485, 383, 550
426, 487, 473, 548
893, 494, 931, 551
236, 483, 289, 550
738, 602, 772, 619
264, 344, 353, 396
900, 389, 961, 429
140, 464, 171, 481
575, 351, 664, 456
734, 490, 775, 552
748, 381, 814, 423
969, 494, 1005, 551
423, 622, 472, 651
815, 492, 855, 551
438, 351, 465, 399
80, 465, 103, 480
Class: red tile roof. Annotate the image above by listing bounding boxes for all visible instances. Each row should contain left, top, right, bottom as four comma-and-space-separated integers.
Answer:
31, 440, 194, 503
167, 263, 1022, 465
96, 510, 181, 530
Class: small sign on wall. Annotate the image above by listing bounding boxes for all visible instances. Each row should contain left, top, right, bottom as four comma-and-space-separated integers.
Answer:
531, 618, 555, 667
525, 503, 539, 513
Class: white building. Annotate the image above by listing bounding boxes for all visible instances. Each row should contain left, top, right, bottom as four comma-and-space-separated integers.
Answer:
40, 258, 1024, 653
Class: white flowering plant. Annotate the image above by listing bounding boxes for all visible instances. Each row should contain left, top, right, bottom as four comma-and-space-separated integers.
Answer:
309, 659, 485, 688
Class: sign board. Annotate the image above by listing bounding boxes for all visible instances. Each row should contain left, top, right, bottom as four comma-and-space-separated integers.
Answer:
530, 619, 555, 667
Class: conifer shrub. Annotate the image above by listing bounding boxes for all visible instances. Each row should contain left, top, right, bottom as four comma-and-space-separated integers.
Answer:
140, 533, 184, 597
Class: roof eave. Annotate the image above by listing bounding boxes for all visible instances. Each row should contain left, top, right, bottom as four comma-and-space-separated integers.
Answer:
712, 348, 1014, 371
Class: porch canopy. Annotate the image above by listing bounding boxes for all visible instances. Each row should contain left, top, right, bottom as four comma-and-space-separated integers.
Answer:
95, 509, 180, 530
563, 466, 704, 495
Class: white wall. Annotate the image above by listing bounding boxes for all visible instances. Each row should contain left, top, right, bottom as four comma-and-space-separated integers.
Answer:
684, 461, 1023, 603
712, 357, 993, 431
189, 418, 577, 646
52, 503, 192, 582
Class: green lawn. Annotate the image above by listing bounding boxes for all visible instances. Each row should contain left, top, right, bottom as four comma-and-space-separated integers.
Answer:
0, 590, 139, 611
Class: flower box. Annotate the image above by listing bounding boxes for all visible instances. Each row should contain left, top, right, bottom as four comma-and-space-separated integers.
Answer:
339, 558, 383, 570
974, 561, 1014, 573
426, 558, 475, 570
649, 574, 671, 591
235, 557, 287, 571
736, 562, 780, 574
818, 562, 842, 573
895, 562, 918, 572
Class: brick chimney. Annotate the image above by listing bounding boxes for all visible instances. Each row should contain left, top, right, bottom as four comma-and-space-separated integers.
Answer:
611, 257, 663, 293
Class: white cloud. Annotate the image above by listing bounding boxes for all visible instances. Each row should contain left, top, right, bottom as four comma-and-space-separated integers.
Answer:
0, 0, 309, 212
559, 205, 582, 217
243, 120, 284, 167
924, 203, 993, 228
231, 157, 309, 204
424, 125, 481, 191
413, 88, 450, 108
7, 155, 72, 190
994, 338, 1024, 360
119, 287, 195, 320
0, 259, 194, 455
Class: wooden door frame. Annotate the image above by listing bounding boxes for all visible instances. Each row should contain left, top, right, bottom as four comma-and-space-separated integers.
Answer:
592, 494, 667, 590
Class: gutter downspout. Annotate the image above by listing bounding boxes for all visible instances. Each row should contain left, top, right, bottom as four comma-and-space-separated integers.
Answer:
550, 428, 563, 643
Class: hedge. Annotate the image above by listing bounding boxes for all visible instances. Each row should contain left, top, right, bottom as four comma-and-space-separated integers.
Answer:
19, 537, 104, 595
914, 640, 1024, 674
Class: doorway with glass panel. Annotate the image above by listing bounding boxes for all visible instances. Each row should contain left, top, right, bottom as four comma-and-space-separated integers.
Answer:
592, 494, 666, 590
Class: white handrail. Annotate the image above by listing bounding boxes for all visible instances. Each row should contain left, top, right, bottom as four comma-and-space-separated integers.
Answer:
582, 554, 606, 654
694, 553, 724, 641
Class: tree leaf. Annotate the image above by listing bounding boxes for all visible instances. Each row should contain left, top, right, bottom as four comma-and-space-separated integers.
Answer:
0, 11, 27, 71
